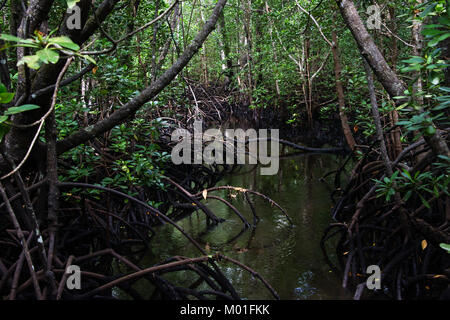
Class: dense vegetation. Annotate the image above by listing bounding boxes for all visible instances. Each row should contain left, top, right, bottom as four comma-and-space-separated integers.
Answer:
0, 0, 449, 300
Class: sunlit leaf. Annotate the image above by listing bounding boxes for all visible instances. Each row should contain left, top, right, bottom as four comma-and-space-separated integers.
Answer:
17, 55, 41, 70
0, 34, 34, 44
4, 104, 40, 115
0, 92, 14, 104
36, 48, 60, 64
48, 36, 80, 51
440, 243, 450, 253
67, 0, 80, 9
82, 54, 97, 65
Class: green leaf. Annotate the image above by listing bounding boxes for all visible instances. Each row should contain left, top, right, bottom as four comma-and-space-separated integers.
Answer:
436, 95, 450, 101
0, 34, 34, 44
0, 83, 6, 93
0, 92, 14, 104
4, 104, 40, 115
36, 48, 60, 64
17, 55, 41, 70
425, 125, 436, 136
438, 16, 450, 26
0, 34, 22, 42
396, 120, 411, 126
421, 28, 446, 36
401, 66, 422, 73
48, 36, 80, 51
401, 170, 412, 180
81, 54, 97, 65
430, 75, 440, 85
404, 190, 413, 202
402, 56, 425, 64
67, 0, 80, 9
434, 100, 450, 110
419, 194, 431, 209
428, 33, 450, 47
437, 155, 450, 162
0, 115, 8, 123
419, 3, 437, 18
439, 243, 450, 254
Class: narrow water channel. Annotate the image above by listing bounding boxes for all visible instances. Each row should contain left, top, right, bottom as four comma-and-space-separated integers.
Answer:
131, 148, 352, 300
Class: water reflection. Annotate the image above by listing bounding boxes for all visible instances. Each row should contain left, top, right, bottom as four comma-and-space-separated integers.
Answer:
145, 150, 351, 300
295, 271, 317, 299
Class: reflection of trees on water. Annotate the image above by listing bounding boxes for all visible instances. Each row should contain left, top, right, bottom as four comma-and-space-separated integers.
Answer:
146, 152, 346, 299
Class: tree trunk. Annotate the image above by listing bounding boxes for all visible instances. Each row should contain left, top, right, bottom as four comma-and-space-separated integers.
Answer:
198, 0, 209, 84
332, 30, 356, 151
217, 11, 234, 86
335, 0, 405, 99
336, 0, 450, 158
265, 2, 281, 98
151, 0, 161, 82
387, 6, 403, 159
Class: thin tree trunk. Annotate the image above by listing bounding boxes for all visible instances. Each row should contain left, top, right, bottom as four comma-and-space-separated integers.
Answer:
363, 59, 409, 231
332, 30, 356, 151
412, 0, 424, 106
151, 0, 161, 82
198, 0, 209, 84
363, 60, 392, 175
80, 62, 89, 126
243, 0, 254, 111
389, 7, 398, 71
265, 2, 280, 98
304, 36, 313, 127
388, 6, 403, 158
217, 11, 233, 86
156, 2, 180, 74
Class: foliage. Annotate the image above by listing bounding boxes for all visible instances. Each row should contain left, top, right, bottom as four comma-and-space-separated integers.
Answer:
373, 1, 450, 208
59, 116, 170, 199
440, 243, 450, 254
374, 166, 449, 207
395, 2, 450, 137
0, 32, 95, 69
0, 83, 39, 141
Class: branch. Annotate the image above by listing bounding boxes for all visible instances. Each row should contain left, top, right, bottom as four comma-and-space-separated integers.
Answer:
0, 183, 43, 299
311, 47, 332, 81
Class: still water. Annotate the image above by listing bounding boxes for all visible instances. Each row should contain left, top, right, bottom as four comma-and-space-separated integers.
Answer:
134, 150, 352, 300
